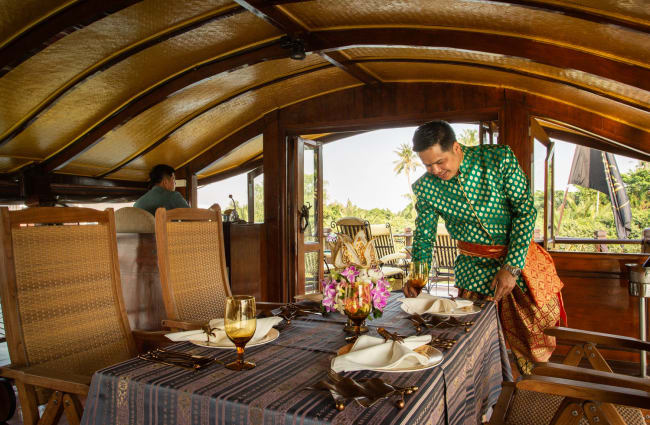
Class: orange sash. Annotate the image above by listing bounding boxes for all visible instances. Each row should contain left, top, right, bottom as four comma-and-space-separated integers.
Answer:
457, 239, 567, 325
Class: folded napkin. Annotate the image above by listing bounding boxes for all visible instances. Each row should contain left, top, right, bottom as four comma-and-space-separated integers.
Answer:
331, 334, 437, 372
399, 293, 473, 315
165, 316, 282, 347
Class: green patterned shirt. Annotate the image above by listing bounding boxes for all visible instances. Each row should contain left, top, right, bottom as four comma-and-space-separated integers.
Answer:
412, 144, 536, 296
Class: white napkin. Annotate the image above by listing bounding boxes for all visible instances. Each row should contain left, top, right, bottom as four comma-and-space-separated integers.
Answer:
331, 334, 438, 372
165, 316, 282, 347
399, 293, 474, 315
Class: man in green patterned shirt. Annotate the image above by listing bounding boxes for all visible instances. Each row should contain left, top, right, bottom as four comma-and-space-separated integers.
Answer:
405, 120, 564, 374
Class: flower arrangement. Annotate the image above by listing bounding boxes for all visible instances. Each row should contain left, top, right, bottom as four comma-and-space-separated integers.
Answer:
321, 265, 391, 319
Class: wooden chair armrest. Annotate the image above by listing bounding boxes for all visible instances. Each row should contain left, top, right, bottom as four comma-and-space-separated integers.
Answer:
517, 375, 650, 410
1, 365, 89, 395
545, 327, 650, 351
161, 319, 205, 331
533, 363, 650, 392
131, 329, 174, 352
380, 253, 408, 263
487, 381, 516, 425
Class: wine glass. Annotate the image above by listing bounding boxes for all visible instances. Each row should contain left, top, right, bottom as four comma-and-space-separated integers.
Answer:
342, 281, 372, 339
406, 261, 429, 297
224, 295, 257, 370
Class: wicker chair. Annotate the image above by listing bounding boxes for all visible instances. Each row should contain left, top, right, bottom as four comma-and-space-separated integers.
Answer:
155, 206, 281, 330
489, 327, 650, 425
0, 207, 147, 425
432, 233, 458, 285
155, 206, 232, 330
334, 217, 406, 280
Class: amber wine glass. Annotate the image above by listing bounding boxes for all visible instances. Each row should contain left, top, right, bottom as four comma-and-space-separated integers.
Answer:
407, 261, 429, 296
224, 295, 257, 370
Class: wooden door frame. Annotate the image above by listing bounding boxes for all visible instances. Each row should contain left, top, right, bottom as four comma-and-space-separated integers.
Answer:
290, 136, 324, 298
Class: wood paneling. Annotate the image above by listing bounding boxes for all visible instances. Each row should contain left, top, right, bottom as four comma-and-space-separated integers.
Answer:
228, 223, 265, 300
551, 251, 648, 362
500, 91, 532, 178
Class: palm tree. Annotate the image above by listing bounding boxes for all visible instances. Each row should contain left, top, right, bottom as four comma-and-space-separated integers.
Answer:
458, 129, 479, 146
393, 143, 421, 200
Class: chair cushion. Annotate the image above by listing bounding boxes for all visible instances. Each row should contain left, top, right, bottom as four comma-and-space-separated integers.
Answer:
381, 266, 403, 277
505, 389, 645, 425
115, 207, 155, 233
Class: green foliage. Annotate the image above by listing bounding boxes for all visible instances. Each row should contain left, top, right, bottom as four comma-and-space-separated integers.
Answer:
534, 162, 649, 253
458, 129, 479, 146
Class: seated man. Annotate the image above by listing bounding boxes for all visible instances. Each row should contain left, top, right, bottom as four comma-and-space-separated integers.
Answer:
134, 164, 189, 215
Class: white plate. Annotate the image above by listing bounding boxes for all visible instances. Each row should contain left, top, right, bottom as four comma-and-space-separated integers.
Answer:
428, 304, 482, 317
189, 328, 279, 349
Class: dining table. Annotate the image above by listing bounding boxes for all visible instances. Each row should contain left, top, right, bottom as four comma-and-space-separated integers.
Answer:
81, 293, 512, 425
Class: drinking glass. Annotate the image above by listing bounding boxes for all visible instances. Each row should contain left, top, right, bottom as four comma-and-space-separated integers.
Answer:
224, 295, 257, 370
406, 261, 429, 296
342, 281, 372, 338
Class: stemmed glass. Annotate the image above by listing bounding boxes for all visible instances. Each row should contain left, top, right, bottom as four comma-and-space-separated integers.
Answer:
224, 295, 257, 370
406, 261, 429, 297
342, 281, 372, 339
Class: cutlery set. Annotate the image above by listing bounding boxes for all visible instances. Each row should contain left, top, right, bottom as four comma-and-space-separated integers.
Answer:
138, 349, 222, 370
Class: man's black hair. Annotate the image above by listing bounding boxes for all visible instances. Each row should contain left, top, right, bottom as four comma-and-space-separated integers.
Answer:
412, 120, 457, 152
149, 164, 175, 188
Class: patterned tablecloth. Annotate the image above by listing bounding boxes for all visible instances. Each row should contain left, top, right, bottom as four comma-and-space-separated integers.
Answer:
81, 294, 512, 425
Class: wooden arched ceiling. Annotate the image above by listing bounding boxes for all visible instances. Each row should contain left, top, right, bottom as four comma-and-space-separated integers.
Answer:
0, 0, 648, 185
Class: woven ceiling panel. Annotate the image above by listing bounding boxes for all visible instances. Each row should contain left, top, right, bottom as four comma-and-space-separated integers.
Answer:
0, 10, 280, 161
546, 0, 650, 25
0, 0, 73, 48
0, 157, 33, 173
343, 47, 650, 108
61, 55, 327, 174
198, 134, 263, 178
0, 0, 235, 140
107, 67, 360, 181
281, 0, 650, 67
363, 62, 650, 133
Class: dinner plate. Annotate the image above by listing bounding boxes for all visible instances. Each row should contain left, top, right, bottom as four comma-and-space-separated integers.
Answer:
428, 304, 482, 317
336, 343, 443, 373
189, 328, 279, 349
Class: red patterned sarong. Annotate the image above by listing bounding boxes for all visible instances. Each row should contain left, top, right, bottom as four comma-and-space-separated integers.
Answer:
457, 239, 566, 374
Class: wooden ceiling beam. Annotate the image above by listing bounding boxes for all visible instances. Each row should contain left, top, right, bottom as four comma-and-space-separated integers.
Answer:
539, 125, 642, 159
24, 28, 650, 175
312, 28, 650, 92
0, 5, 245, 147
234, 0, 380, 84
198, 157, 264, 186
98, 63, 330, 178
479, 0, 650, 34
0, 0, 142, 71
39, 41, 289, 173
105, 54, 650, 179
188, 117, 269, 175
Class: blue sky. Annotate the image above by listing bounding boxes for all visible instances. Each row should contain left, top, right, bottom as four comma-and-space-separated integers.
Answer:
198, 125, 644, 212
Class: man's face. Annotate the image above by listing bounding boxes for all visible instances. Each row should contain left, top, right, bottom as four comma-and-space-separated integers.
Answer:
417, 141, 463, 181
161, 174, 176, 191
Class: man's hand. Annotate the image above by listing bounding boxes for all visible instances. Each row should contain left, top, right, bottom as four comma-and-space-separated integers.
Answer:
490, 268, 517, 302
402, 280, 419, 298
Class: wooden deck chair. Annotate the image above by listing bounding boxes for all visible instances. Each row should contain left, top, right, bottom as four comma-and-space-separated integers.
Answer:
432, 234, 458, 285
0, 207, 149, 425
155, 206, 281, 331
489, 327, 650, 425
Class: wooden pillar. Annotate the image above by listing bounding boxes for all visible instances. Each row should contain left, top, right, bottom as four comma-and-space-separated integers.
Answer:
20, 166, 55, 206
499, 90, 532, 179
176, 167, 197, 207
262, 112, 287, 302
643, 228, 650, 254
594, 230, 608, 252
